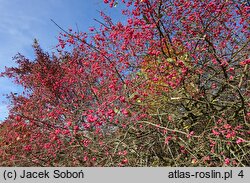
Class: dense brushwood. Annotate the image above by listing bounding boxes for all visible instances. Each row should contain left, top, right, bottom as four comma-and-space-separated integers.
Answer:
0, 0, 249, 166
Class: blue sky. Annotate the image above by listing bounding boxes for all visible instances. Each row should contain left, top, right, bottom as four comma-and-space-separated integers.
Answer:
0, 0, 126, 120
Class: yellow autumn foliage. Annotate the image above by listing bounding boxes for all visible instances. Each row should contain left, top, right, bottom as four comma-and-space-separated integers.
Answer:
136, 43, 198, 114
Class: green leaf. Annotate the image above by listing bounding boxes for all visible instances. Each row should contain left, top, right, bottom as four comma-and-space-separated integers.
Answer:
114, 1, 118, 7
167, 58, 174, 63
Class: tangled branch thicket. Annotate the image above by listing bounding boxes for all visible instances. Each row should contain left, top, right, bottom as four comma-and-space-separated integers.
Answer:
0, 0, 249, 166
